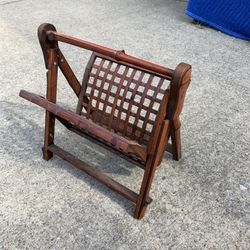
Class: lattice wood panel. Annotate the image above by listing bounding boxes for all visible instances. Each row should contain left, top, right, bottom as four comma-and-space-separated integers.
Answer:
78, 54, 170, 146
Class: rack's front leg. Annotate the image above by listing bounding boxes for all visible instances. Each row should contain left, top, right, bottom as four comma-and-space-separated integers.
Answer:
134, 121, 169, 219
43, 49, 58, 160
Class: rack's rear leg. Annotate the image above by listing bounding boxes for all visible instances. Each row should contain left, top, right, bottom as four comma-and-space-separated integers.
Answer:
43, 49, 58, 160
43, 112, 56, 160
170, 118, 181, 161
134, 159, 157, 219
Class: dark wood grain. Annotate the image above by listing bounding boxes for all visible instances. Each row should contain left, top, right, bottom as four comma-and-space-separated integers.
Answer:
43, 48, 58, 160
19, 23, 192, 219
48, 144, 152, 205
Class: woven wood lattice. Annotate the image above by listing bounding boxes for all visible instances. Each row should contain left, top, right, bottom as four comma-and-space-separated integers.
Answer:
78, 53, 170, 146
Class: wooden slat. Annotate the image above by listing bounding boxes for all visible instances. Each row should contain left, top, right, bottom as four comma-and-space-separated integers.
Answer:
140, 78, 165, 141
94, 52, 173, 81
76, 53, 96, 114
47, 31, 174, 79
114, 69, 137, 133
56, 116, 146, 169
48, 144, 152, 205
101, 64, 120, 124
135, 120, 170, 219
132, 75, 154, 140
43, 48, 58, 160
86, 59, 106, 118
57, 49, 81, 97
94, 60, 113, 121
19, 90, 147, 162
108, 66, 129, 130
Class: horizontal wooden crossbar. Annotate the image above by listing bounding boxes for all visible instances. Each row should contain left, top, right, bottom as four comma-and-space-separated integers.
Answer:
19, 90, 147, 162
56, 117, 146, 168
47, 31, 174, 80
48, 144, 152, 205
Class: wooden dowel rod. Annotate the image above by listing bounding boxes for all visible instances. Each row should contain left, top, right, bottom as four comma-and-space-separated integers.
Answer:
47, 31, 174, 78
48, 144, 152, 204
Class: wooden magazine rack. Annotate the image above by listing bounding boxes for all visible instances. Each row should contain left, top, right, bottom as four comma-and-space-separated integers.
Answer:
19, 23, 192, 219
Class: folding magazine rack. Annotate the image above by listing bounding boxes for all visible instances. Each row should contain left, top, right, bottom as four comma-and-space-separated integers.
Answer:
19, 23, 192, 219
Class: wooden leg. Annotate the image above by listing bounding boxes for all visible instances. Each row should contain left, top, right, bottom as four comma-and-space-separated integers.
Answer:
43, 111, 55, 160
170, 118, 181, 161
43, 49, 58, 160
134, 159, 157, 219
134, 121, 170, 219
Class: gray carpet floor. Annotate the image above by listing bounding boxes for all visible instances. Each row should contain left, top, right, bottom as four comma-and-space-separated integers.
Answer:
0, 0, 249, 249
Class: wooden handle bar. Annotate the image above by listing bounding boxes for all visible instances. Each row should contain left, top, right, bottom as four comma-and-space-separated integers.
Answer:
19, 90, 147, 162
47, 31, 174, 79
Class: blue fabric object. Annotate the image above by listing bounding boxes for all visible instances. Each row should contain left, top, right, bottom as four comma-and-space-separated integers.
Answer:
186, 0, 250, 40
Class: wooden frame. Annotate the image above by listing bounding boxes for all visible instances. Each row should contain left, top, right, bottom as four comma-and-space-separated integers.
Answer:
19, 23, 191, 219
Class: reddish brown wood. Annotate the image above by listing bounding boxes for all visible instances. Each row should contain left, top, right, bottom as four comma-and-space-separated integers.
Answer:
165, 63, 192, 160
38, 23, 58, 69
57, 49, 81, 97
76, 53, 96, 114
77, 52, 172, 149
19, 90, 147, 163
47, 31, 174, 80
48, 144, 152, 205
43, 48, 58, 160
19, 23, 192, 219
170, 118, 182, 161
135, 120, 170, 219
56, 117, 146, 169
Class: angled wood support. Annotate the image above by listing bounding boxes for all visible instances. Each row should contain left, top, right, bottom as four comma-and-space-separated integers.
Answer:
48, 144, 152, 205
135, 120, 170, 219
57, 49, 81, 97
19, 90, 147, 163
19, 23, 191, 219
165, 63, 192, 161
